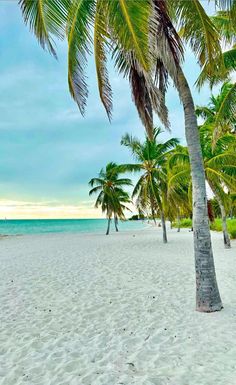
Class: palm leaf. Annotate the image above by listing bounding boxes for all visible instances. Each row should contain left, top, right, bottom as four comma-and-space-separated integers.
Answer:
213, 82, 236, 143
107, 0, 151, 72
173, 0, 222, 70
19, 0, 68, 57
89, 185, 103, 196
67, 0, 95, 115
94, 0, 112, 120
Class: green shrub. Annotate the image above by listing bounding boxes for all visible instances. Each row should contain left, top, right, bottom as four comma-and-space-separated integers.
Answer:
173, 218, 192, 228
173, 217, 236, 238
210, 219, 222, 232
210, 218, 236, 239
229, 228, 236, 239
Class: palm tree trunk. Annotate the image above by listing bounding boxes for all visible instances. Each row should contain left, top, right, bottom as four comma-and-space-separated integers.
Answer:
106, 217, 111, 235
220, 203, 231, 249
114, 215, 119, 232
177, 214, 181, 233
152, 208, 157, 225
175, 66, 223, 312
210, 188, 231, 249
161, 211, 167, 243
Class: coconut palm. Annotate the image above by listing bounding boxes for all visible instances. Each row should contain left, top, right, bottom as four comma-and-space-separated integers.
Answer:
19, 0, 235, 311
196, 82, 236, 145
120, 128, 179, 243
169, 126, 236, 248
89, 162, 132, 235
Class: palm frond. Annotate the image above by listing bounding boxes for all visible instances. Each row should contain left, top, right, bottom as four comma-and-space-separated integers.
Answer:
19, 0, 68, 57
107, 0, 151, 72
88, 177, 105, 187
89, 185, 103, 196
67, 0, 95, 115
211, 11, 236, 46
174, 0, 222, 70
152, 0, 183, 81
195, 106, 215, 120
94, 0, 112, 120
214, 82, 236, 143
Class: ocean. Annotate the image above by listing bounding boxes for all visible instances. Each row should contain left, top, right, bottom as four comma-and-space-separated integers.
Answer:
0, 218, 146, 235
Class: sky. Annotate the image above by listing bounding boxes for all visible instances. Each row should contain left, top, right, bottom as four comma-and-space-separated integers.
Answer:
0, 1, 216, 219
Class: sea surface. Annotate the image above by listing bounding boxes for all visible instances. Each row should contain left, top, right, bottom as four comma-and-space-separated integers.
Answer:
0, 218, 146, 235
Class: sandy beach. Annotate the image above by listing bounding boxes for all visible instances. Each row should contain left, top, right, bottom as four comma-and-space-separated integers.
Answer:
0, 226, 236, 385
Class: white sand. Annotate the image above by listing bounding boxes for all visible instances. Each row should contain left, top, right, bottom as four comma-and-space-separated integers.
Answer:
0, 226, 235, 385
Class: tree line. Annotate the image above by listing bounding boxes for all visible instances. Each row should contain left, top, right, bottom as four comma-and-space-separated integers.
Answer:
89, 83, 236, 249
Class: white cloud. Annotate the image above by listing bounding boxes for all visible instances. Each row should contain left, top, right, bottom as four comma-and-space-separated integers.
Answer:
0, 199, 103, 219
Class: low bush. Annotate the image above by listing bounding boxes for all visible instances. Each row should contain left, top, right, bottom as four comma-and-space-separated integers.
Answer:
173, 217, 236, 239
172, 218, 192, 228
210, 218, 236, 239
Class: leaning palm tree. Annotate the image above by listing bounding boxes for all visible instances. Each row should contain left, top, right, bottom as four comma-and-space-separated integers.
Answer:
120, 128, 179, 243
169, 126, 236, 248
89, 162, 132, 235
20, 0, 235, 311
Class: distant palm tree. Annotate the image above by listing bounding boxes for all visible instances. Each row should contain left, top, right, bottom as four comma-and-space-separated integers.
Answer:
196, 82, 236, 145
169, 126, 236, 248
120, 128, 179, 243
89, 162, 132, 235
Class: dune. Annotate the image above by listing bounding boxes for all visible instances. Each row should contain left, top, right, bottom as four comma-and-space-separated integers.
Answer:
0, 227, 235, 385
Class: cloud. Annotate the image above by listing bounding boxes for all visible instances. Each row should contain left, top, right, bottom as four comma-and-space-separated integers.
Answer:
0, 199, 102, 219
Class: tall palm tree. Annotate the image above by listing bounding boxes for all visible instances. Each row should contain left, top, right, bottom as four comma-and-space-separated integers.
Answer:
89, 162, 132, 235
19, 0, 235, 311
120, 128, 179, 243
169, 126, 236, 248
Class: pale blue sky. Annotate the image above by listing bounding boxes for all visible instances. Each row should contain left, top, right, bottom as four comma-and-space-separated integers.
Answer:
0, 1, 215, 218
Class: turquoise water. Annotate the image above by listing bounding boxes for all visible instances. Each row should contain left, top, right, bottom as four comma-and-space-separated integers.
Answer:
0, 219, 146, 235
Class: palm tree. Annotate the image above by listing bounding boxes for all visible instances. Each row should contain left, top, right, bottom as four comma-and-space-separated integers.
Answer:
196, 82, 236, 145
89, 162, 132, 235
19, 0, 234, 311
120, 128, 179, 243
169, 126, 236, 248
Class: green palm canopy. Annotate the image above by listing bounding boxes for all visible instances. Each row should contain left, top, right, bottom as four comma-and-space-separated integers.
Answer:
89, 162, 132, 234
120, 127, 179, 243
168, 124, 236, 247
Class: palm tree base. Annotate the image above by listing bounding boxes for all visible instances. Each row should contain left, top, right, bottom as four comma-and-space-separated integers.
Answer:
196, 303, 223, 313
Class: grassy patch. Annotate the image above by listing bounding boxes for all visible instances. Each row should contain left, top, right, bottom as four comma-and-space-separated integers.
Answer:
173, 217, 236, 239
172, 218, 192, 228
210, 218, 236, 239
